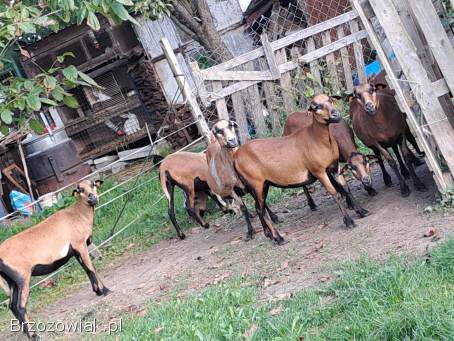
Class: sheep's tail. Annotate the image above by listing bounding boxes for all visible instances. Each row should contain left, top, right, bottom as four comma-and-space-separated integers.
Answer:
159, 168, 171, 203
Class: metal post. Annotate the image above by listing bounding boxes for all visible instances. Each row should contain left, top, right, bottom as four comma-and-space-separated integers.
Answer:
159, 38, 211, 140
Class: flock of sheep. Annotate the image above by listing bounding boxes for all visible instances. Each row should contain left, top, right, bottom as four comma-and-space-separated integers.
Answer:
0, 70, 427, 340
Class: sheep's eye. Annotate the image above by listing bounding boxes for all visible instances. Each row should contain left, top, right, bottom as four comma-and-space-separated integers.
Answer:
216, 129, 222, 134
78, 187, 84, 193
369, 86, 374, 94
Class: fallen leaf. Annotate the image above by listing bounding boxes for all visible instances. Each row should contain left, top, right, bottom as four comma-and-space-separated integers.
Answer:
277, 261, 289, 272
39, 279, 56, 288
431, 234, 442, 242
269, 306, 282, 316
136, 309, 146, 317
127, 242, 135, 249
229, 238, 242, 245
154, 327, 163, 334
319, 275, 330, 282
264, 279, 281, 288
243, 324, 258, 338
191, 227, 201, 234
423, 228, 436, 238
282, 208, 290, 213
212, 272, 230, 285
214, 223, 221, 228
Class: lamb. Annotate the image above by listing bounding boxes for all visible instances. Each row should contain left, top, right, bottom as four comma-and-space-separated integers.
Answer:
0, 180, 108, 340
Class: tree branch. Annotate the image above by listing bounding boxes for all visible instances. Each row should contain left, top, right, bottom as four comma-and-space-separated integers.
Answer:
169, 0, 203, 37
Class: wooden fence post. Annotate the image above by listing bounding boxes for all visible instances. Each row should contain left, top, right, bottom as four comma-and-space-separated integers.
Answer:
160, 38, 211, 139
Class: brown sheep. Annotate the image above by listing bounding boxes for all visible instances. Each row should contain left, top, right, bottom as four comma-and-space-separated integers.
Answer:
159, 152, 229, 239
0, 180, 108, 340
234, 94, 367, 244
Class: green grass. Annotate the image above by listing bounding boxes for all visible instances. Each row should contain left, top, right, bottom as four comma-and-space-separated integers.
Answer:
101, 239, 454, 341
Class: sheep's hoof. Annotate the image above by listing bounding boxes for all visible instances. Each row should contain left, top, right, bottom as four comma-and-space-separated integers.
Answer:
356, 208, 369, 218
31, 333, 39, 341
203, 223, 210, 229
384, 177, 393, 187
102, 287, 111, 296
270, 214, 283, 224
308, 204, 317, 211
415, 182, 427, 192
245, 233, 255, 241
273, 235, 285, 245
343, 216, 355, 228
178, 233, 186, 240
400, 185, 411, 197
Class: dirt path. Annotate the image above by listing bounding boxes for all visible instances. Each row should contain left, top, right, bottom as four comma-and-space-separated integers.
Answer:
3, 165, 454, 340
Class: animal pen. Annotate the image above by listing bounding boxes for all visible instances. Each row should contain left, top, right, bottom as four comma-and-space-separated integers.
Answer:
160, 0, 454, 195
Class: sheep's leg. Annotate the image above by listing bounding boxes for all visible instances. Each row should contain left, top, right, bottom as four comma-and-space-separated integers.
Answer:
185, 189, 209, 229
252, 185, 284, 244
372, 147, 392, 186
74, 246, 110, 296
263, 183, 282, 223
392, 145, 410, 178
375, 144, 410, 197
316, 172, 355, 228
231, 192, 255, 241
17, 276, 36, 340
400, 138, 427, 192
302, 185, 317, 211
329, 172, 368, 218
195, 192, 208, 222
166, 179, 186, 240
406, 127, 425, 157
208, 191, 230, 214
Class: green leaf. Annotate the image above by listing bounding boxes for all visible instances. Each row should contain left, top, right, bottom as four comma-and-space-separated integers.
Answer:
76, 6, 88, 25
62, 65, 78, 81
115, 0, 134, 6
0, 109, 13, 125
15, 98, 26, 111
51, 86, 64, 101
18, 22, 36, 34
57, 52, 75, 63
63, 95, 79, 109
40, 98, 58, 106
26, 94, 41, 111
0, 125, 9, 136
29, 118, 44, 134
23, 80, 34, 91
43, 76, 57, 90
87, 12, 100, 31
21, 7, 29, 20
78, 71, 100, 87
110, 2, 139, 25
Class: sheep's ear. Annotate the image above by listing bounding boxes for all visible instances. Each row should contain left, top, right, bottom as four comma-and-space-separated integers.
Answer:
331, 95, 343, 100
95, 180, 104, 188
374, 83, 387, 90
343, 91, 354, 103
72, 188, 80, 197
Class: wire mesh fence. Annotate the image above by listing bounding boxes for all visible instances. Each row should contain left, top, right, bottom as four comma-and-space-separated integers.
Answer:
186, 0, 377, 140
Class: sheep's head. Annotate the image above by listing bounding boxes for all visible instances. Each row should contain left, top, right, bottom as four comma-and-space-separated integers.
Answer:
73, 180, 103, 207
211, 119, 239, 149
309, 94, 342, 125
347, 80, 387, 116
340, 152, 377, 187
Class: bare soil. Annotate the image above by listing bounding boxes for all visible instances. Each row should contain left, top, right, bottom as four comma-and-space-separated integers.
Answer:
3, 165, 454, 340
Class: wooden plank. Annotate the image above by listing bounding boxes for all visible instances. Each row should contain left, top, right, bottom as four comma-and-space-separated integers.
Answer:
432, 78, 450, 98
160, 38, 210, 138
202, 70, 274, 81
189, 61, 210, 107
306, 37, 322, 94
212, 82, 229, 120
408, 0, 454, 96
207, 31, 368, 101
349, 19, 367, 84
244, 61, 267, 137
260, 34, 280, 79
259, 58, 282, 135
200, 11, 359, 75
322, 30, 340, 92
337, 25, 354, 91
365, 0, 454, 190
276, 48, 294, 111
231, 92, 249, 143
353, 0, 447, 191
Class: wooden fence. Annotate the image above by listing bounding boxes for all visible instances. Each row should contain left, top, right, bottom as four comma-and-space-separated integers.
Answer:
352, 0, 454, 192
189, 10, 371, 141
